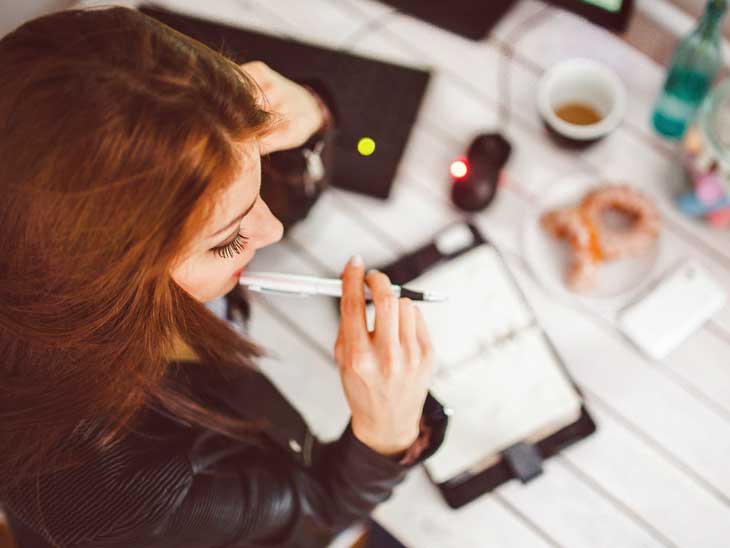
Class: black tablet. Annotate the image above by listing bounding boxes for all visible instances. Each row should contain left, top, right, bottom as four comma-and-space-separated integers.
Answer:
380, 0, 633, 39
549, 0, 635, 32
138, 4, 430, 200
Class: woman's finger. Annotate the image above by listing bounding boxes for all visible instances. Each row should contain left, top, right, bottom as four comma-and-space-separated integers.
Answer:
260, 86, 282, 107
241, 62, 277, 104
366, 270, 399, 350
333, 331, 345, 367
240, 60, 270, 81
339, 255, 368, 346
413, 305, 433, 359
257, 119, 292, 156
398, 298, 417, 356
258, 133, 282, 157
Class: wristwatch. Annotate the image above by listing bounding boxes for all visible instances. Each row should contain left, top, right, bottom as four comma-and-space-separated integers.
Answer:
301, 85, 336, 197
260, 79, 338, 230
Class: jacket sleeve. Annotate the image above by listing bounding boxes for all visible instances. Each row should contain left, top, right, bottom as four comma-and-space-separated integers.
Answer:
2, 397, 446, 548
156, 393, 448, 547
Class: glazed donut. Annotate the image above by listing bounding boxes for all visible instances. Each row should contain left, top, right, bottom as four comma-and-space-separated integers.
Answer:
541, 208, 602, 291
541, 184, 661, 292
580, 185, 660, 260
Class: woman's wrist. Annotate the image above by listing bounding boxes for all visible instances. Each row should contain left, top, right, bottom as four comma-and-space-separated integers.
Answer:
352, 418, 431, 465
394, 417, 432, 465
351, 421, 420, 457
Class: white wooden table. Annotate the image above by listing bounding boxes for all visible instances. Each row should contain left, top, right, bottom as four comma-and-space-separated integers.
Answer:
87, 1, 730, 546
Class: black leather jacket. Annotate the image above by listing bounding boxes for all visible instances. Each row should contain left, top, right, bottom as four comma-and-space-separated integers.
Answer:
3, 80, 448, 546
3, 358, 447, 548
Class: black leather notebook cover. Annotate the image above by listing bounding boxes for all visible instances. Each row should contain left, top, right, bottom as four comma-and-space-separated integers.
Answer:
139, 5, 430, 200
375, 222, 597, 509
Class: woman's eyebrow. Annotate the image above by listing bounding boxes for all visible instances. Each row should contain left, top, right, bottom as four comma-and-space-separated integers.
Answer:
208, 197, 257, 239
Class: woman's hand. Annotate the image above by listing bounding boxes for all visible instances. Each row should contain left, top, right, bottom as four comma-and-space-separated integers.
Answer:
241, 61, 325, 156
334, 255, 435, 456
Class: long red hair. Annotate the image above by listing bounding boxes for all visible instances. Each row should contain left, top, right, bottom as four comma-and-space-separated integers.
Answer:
0, 6, 274, 486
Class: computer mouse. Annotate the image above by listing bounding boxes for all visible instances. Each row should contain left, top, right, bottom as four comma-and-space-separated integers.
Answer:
450, 132, 512, 212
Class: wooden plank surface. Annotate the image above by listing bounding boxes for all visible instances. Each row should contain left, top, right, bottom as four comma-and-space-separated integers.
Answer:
252, 2, 728, 546
73, 0, 730, 546
240, 1, 730, 546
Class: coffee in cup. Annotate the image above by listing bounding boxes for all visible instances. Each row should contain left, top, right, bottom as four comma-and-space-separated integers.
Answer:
538, 58, 627, 146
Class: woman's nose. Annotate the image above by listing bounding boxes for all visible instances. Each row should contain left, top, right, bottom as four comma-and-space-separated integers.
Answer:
266, 217, 284, 246
254, 200, 284, 249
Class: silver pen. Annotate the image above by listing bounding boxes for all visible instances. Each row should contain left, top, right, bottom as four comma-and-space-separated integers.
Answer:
239, 272, 448, 302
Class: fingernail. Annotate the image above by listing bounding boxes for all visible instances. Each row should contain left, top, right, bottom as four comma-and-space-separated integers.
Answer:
349, 254, 364, 267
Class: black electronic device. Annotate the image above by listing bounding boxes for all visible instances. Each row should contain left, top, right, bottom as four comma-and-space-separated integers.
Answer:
380, 0, 633, 40
139, 4, 431, 200
450, 133, 512, 212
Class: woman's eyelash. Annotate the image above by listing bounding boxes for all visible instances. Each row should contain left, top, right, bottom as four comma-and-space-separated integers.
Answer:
211, 232, 249, 259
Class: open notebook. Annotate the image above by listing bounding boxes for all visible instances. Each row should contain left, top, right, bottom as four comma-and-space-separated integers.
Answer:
371, 244, 583, 484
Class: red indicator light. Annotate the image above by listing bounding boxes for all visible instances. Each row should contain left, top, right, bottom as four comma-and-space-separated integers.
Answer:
450, 159, 468, 179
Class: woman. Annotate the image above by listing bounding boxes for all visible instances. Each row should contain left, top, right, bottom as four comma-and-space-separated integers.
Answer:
0, 6, 447, 548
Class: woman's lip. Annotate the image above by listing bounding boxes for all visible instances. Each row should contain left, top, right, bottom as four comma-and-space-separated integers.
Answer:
232, 266, 246, 278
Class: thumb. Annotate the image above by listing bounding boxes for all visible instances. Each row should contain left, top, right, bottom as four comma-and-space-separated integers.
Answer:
258, 116, 295, 156
258, 135, 275, 156
258, 130, 286, 156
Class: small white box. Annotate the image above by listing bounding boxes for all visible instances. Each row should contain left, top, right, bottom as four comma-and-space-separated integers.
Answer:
618, 261, 727, 360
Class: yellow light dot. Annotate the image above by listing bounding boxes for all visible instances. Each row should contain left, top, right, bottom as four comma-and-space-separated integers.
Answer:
357, 137, 376, 156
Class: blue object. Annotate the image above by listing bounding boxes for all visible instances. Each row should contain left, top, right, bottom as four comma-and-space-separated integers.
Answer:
677, 191, 730, 216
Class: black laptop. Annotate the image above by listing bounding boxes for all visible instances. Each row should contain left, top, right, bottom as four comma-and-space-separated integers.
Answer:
139, 5, 431, 200
381, 0, 634, 37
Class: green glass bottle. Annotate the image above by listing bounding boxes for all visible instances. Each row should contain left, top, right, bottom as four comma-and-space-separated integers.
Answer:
651, 0, 727, 140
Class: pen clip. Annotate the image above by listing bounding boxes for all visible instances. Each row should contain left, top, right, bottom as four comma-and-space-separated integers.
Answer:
247, 285, 312, 298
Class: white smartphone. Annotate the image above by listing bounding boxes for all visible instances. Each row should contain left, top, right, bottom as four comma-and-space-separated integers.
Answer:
618, 260, 726, 360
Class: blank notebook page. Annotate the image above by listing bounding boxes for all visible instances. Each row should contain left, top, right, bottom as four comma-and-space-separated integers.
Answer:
403, 245, 582, 484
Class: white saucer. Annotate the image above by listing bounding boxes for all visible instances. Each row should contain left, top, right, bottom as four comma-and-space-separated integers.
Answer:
522, 175, 661, 304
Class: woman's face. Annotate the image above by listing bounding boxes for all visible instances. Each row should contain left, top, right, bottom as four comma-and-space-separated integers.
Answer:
171, 142, 284, 302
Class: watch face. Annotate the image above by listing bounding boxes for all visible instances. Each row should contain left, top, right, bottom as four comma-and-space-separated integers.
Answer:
303, 146, 326, 183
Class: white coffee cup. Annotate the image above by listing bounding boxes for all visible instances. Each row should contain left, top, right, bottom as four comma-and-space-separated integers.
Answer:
538, 58, 627, 142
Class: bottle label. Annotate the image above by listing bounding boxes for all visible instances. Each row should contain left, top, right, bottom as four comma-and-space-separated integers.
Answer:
655, 93, 699, 122
665, 67, 712, 102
